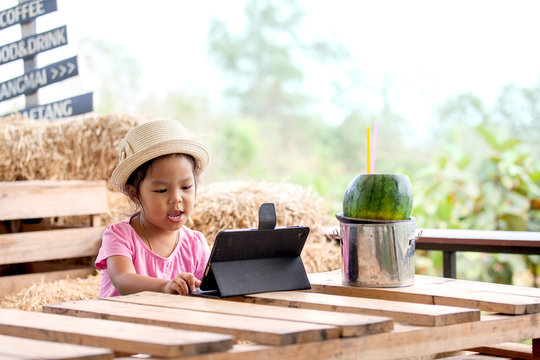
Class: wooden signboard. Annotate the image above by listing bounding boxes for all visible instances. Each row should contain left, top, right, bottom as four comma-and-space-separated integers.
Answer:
0, 25, 67, 65
2, 92, 93, 120
0, 0, 93, 119
0, 56, 78, 101
0, 0, 57, 30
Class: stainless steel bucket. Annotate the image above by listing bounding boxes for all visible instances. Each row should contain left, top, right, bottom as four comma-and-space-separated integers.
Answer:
336, 214, 416, 287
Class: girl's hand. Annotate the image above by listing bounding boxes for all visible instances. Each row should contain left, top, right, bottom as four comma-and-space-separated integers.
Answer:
165, 273, 201, 295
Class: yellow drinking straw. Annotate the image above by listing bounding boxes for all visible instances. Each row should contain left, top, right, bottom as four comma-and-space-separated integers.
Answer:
367, 126, 371, 174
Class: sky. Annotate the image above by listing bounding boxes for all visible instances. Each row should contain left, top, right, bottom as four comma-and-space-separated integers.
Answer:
1, 0, 540, 138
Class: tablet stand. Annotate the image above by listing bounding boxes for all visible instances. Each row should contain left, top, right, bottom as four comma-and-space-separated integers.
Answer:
199, 203, 311, 297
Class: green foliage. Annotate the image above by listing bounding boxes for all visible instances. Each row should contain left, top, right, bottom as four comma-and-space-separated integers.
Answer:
412, 95, 540, 285
222, 119, 258, 171
207, 0, 349, 122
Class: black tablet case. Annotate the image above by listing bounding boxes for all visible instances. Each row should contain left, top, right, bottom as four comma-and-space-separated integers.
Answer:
194, 203, 311, 298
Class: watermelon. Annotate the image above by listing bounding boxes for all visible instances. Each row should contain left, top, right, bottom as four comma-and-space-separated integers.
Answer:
343, 174, 413, 221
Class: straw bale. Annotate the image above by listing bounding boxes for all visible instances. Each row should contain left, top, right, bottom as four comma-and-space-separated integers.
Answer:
187, 181, 324, 242
186, 180, 341, 273
0, 113, 149, 183
0, 272, 100, 312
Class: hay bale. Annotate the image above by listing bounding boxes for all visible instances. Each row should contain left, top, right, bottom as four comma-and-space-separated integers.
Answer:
0, 273, 100, 312
188, 181, 327, 243
186, 180, 341, 273
0, 113, 149, 184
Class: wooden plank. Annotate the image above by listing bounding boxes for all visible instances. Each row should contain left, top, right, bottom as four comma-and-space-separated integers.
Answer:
234, 291, 479, 327
0, 226, 104, 265
0, 309, 232, 357
470, 342, 535, 360
413, 274, 540, 299
44, 299, 340, 345
169, 313, 540, 360
0, 267, 96, 295
104, 291, 393, 338
308, 272, 540, 314
0, 334, 113, 360
437, 356, 510, 360
0, 180, 108, 221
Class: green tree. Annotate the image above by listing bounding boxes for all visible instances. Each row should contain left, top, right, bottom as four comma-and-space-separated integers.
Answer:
206, 0, 353, 194
207, 0, 349, 123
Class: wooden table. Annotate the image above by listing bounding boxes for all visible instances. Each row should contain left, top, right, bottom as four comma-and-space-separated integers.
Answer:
1, 272, 539, 359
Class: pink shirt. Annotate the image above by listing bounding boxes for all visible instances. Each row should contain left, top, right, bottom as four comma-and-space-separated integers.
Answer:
95, 217, 210, 297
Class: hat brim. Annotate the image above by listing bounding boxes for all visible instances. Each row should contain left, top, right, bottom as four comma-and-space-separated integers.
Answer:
110, 139, 209, 192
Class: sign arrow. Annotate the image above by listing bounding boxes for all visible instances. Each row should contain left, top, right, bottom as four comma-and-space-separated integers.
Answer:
58, 65, 67, 77
44, 56, 78, 84
50, 68, 59, 80
67, 62, 76, 74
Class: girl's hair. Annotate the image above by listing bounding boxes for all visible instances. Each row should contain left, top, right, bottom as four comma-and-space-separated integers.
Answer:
123, 153, 198, 201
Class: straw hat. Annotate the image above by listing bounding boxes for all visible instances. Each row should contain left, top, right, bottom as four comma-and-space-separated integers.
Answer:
110, 119, 210, 192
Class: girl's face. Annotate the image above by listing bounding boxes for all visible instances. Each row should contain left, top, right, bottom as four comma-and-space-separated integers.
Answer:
131, 154, 196, 235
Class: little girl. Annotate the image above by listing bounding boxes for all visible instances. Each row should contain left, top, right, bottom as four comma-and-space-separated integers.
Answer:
95, 119, 211, 297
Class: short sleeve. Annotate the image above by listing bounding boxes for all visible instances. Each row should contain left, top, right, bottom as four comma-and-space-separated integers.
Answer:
95, 220, 136, 270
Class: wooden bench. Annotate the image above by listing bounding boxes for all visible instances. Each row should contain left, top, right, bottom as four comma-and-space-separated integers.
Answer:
0, 180, 108, 294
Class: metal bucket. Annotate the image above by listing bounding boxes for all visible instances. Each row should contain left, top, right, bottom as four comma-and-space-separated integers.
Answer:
336, 213, 416, 287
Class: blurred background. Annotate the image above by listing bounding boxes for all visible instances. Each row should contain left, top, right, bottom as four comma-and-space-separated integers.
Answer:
1, 0, 539, 285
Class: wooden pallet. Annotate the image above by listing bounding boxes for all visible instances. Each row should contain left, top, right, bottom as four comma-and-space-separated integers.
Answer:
0, 308, 232, 358
0, 180, 108, 294
2, 273, 540, 359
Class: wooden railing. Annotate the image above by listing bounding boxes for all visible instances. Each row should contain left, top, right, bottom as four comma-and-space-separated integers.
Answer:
415, 228, 540, 278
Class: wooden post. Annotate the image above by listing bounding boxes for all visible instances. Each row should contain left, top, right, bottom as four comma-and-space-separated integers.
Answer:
19, 0, 39, 108
443, 251, 456, 278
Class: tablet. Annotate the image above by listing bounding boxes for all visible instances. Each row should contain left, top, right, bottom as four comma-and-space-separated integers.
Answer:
191, 225, 311, 298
